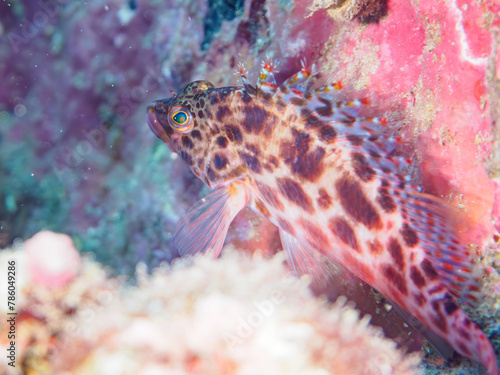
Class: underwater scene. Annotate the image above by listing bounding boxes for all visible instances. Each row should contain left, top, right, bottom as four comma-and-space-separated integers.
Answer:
1, 0, 500, 374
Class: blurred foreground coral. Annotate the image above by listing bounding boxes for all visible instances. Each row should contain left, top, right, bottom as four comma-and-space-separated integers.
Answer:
0, 231, 420, 375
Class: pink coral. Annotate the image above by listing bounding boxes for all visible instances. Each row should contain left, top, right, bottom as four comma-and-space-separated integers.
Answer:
25, 231, 81, 288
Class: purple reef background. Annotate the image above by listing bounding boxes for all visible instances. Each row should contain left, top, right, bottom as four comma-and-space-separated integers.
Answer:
0, 0, 335, 274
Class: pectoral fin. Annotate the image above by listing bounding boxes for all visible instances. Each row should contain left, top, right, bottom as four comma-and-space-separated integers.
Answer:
174, 182, 248, 258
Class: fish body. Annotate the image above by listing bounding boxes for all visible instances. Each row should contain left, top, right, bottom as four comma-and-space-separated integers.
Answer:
146, 60, 498, 374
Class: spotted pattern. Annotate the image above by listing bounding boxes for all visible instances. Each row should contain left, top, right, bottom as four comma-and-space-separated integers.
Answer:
217, 136, 228, 148
146, 64, 497, 373
352, 153, 376, 182
368, 239, 384, 255
401, 223, 419, 247
377, 181, 397, 213
388, 237, 405, 270
277, 177, 314, 213
239, 151, 262, 173
279, 128, 326, 183
213, 153, 228, 170
317, 188, 332, 209
421, 259, 439, 280
410, 265, 426, 288
336, 175, 382, 230
414, 293, 427, 307
382, 264, 408, 296
224, 125, 243, 143
329, 217, 359, 252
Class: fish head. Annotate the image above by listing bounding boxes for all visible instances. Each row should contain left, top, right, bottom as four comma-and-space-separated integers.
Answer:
146, 80, 248, 188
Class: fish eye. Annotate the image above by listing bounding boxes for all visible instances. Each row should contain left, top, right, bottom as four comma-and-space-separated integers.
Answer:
168, 106, 193, 133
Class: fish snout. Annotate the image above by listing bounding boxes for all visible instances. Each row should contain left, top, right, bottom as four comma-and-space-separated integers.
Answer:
146, 101, 177, 153
146, 101, 163, 139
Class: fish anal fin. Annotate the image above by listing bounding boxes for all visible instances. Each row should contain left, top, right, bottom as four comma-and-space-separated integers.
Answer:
174, 182, 248, 258
279, 229, 351, 287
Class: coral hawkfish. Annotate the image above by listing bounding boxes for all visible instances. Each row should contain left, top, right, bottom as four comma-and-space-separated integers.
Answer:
146, 59, 498, 374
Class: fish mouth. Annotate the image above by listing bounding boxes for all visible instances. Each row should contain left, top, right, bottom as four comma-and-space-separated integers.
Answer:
146, 101, 177, 153
146, 101, 163, 140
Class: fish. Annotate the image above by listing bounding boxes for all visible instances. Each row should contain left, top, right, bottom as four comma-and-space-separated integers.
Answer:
146, 58, 498, 374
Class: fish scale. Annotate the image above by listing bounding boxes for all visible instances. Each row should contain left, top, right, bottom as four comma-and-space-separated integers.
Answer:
146, 59, 498, 374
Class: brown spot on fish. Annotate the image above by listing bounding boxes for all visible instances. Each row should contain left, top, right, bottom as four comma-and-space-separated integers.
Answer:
216, 105, 231, 122
197, 110, 205, 119
388, 237, 405, 270
191, 130, 202, 140
421, 259, 439, 280
382, 264, 408, 295
336, 175, 382, 229
180, 151, 193, 166
431, 311, 448, 333
352, 153, 375, 182
368, 239, 383, 255
256, 182, 284, 211
401, 223, 419, 247
263, 164, 274, 172
216, 136, 228, 148
238, 152, 262, 174
316, 104, 333, 117
210, 124, 221, 135
329, 217, 360, 252
280, 129, 326, 182
318, 125, 337, 144
414, 293, 427, 306
377, 185, 397, 213
224, 125, 243, 144
443, 295, 459, 315
213, 153, 228, 170
242, 105, 266, 134
277, 177, 314, 213
290, 97, 307, 106
181, 135, 194, 149
317, 188, 332, 209
268, 155, 279, 167
301, 108, 327, 129
241, 90, 252, 103
347, 134, 363, 146
428, 284, 445, 296
410, 265, 426, 288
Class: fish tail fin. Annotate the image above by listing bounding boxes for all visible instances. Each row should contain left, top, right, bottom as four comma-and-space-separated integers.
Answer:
425, 293, 498, 375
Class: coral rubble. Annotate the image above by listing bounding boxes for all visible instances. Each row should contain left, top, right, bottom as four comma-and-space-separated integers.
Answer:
0, 234, 420, 375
